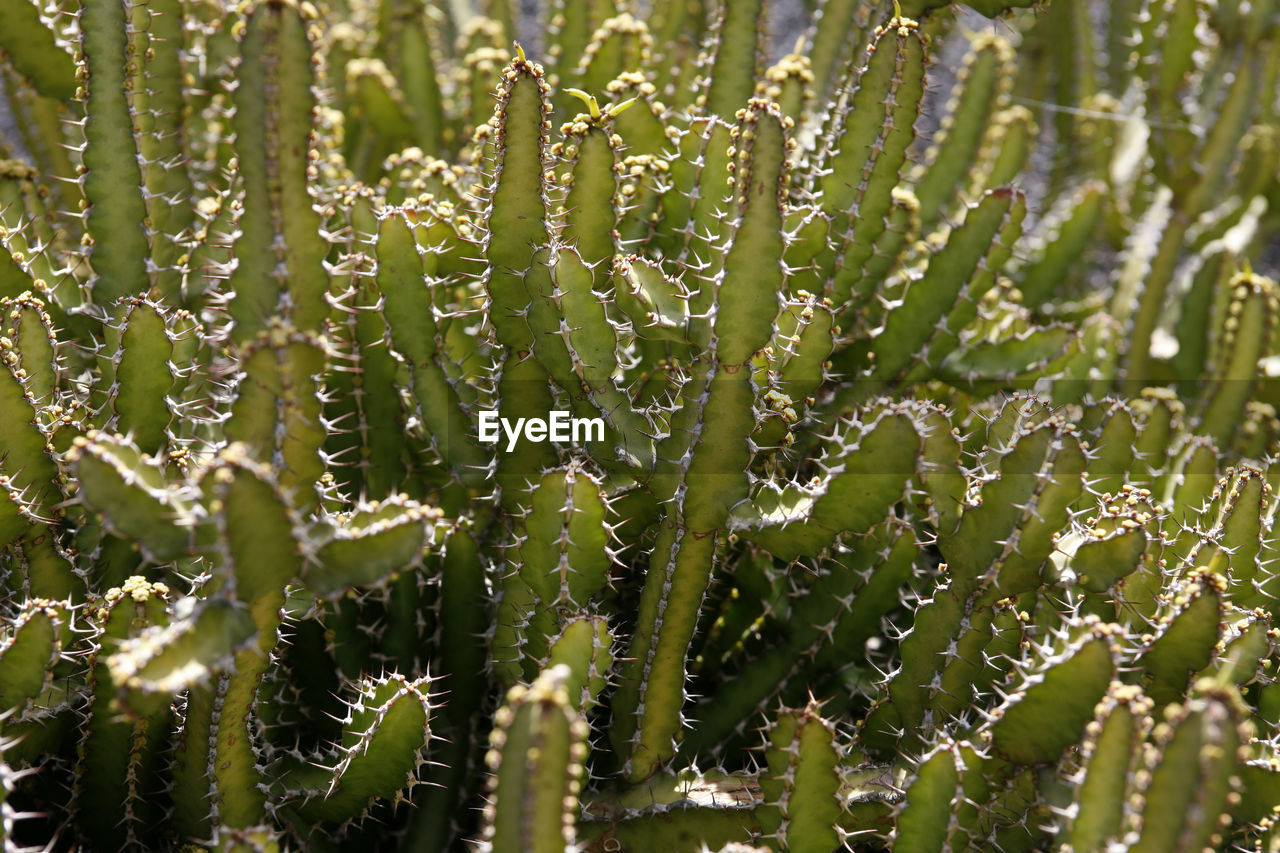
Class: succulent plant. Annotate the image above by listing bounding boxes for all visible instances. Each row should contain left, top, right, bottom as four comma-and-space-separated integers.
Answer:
2, 0, 1280, 850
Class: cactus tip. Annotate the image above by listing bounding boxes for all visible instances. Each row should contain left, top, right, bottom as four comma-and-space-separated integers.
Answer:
565, 88, 602, 119
607, 97, 638, 118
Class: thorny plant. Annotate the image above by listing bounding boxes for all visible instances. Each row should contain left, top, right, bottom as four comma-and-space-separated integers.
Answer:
1, 0, 1280, 850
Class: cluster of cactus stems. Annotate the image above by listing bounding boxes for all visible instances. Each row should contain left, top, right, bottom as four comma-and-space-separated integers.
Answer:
3, 0, 1280, 849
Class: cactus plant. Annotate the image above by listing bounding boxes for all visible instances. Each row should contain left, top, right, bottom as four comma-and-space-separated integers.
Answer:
2, 0, 1280, 850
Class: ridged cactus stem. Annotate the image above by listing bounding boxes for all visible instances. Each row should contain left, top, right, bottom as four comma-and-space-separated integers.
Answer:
226, 0, 328, 343
480, 665, 589, 852
78, 0, 151, 302
819, 8, 927, 311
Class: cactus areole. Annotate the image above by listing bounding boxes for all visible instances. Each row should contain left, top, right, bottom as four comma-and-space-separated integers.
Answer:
1, 0, 1280, 850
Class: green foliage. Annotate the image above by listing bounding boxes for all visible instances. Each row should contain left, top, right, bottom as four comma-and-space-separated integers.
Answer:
2, 0, 1280, 850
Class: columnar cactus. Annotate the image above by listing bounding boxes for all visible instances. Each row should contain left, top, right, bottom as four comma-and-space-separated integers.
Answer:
2, 0, 1280, 850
